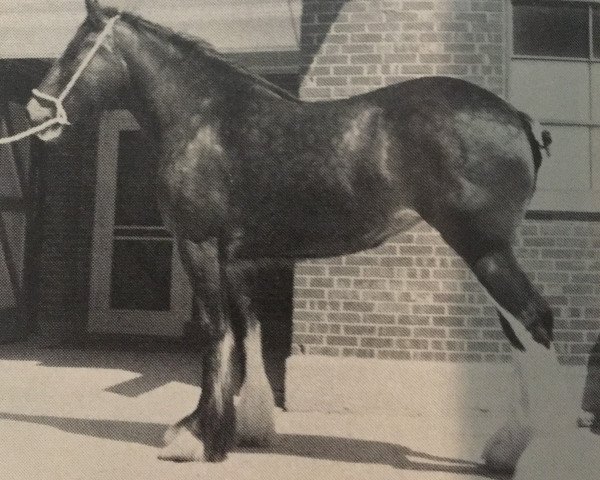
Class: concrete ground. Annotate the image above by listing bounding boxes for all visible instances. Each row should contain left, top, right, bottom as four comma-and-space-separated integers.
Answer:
0, 341, 589, 480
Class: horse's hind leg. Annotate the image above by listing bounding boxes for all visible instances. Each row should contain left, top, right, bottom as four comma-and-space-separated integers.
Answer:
226, 261, 276, 447
431, 217, 559, 470
468, 248, 553, 348
448, 242, 571, 473
159, 238, 236, 462
473, 253, 564, 472
422, 205, 552, 347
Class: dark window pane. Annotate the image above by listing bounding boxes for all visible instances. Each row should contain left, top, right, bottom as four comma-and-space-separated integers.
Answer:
110, 239, 173, 311
114, 130, 163, 227
593, 6, 600, 58
513, 1, 589, 58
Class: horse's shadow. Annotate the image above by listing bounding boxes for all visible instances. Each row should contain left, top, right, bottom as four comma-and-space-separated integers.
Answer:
0, 412, 508, 479
0, 342, 510, 477
271, 433, 506, 478
0, 339, 202, 398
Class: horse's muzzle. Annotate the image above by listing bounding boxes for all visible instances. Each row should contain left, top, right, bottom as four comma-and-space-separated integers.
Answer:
26, 97, 64, 142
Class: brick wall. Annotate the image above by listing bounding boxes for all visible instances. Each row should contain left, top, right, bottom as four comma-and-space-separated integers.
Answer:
300, 0, 506, 100
293, 219, 600, 365
294, 0, 600, 366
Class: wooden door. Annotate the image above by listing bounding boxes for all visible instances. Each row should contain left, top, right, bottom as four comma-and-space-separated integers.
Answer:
88, 110, 192, 336
0, 102, 35, 342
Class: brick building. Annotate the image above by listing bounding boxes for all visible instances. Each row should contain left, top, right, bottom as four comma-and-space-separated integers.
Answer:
1, 0, 599, 407
292, 0, 600, 371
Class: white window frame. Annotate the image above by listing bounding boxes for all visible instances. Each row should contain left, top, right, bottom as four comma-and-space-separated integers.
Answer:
508, 0, 600, 213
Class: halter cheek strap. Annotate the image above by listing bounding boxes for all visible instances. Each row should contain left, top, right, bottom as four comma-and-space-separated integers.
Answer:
0, 14, 121, 145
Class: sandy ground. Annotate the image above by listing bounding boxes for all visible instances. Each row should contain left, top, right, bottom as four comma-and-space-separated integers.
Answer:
0, 341, 588, 480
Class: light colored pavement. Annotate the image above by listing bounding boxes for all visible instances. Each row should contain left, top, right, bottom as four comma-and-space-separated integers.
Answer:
0, 342, 588, 480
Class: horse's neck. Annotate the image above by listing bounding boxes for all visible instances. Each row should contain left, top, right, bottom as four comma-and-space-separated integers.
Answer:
118, 33, 230, 145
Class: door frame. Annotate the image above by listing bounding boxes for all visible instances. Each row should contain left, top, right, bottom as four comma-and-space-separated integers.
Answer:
88, 110, 192, 337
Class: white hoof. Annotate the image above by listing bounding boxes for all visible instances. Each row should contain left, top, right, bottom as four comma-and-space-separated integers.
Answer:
482, 420, 532, 472
577, 410, 595, 428
236, 377, 275, 447
163, 423, 181, 445
158, 425, 205, 462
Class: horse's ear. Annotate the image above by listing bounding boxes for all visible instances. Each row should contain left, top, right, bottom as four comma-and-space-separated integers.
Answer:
85, 0, 105, 26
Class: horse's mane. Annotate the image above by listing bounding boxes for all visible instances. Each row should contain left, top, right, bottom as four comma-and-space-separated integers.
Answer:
115, 9, 301, 103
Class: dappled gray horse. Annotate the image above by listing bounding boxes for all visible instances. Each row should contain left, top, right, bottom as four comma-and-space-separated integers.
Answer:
26, 0, 554, 466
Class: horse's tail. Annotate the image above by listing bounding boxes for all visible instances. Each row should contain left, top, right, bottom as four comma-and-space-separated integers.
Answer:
519, 112, 552, 173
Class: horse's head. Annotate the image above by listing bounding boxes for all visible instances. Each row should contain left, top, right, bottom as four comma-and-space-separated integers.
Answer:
26, 1, 129, 142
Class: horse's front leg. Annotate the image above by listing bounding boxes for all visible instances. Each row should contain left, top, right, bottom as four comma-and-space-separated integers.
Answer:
159, 238, 237, 462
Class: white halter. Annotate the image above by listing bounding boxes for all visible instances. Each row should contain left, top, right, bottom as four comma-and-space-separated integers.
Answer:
0, 14, 121, 145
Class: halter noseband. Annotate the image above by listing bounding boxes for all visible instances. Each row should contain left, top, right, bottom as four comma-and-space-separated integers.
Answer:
0, 14, 121, 145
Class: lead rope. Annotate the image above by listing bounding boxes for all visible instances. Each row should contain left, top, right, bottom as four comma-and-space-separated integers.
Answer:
0, 14, 121, 145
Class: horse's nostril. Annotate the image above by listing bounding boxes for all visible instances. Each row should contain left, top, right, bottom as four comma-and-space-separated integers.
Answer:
26, 97, 54, 124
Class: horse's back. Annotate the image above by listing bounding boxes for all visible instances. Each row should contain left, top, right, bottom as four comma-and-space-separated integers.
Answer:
228, 96, 405, 257
365, 77, 537, 224
331, 77, 538, 245
226, 76, 537, 258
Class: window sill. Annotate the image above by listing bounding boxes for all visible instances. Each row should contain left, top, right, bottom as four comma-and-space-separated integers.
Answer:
528, 188, 600, 216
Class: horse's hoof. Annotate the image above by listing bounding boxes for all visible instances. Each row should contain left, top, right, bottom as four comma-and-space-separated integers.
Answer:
163, 423, 181, 445
237, 412, 275, 447
577, 411, 595, 428
527, 322, 551, 349
482, 421, 532, 472
159, 425, 205, 462
236, 379, 276, 447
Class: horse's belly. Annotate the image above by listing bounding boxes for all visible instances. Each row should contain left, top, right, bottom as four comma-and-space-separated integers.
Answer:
235, 207, 421, 259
